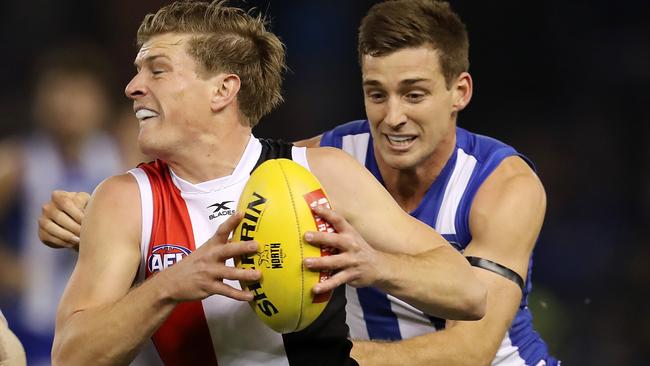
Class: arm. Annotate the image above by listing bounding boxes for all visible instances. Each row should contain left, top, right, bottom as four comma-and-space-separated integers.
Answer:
350, 156, 547, 366
52, 174, 261, 365
0, 312, 26, 366
305, 147, 486, 320
293, 134, 322, 148
37, 133, 323, 249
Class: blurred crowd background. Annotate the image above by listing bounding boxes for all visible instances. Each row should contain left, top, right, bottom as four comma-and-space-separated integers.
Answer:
0, 0, 648, 364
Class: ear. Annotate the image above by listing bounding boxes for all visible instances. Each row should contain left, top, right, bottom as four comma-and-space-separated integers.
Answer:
210, 73, 241, 113
451, 72, 473, 112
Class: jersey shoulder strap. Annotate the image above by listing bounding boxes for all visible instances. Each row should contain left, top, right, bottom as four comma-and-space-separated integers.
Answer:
252, 138, 294, 173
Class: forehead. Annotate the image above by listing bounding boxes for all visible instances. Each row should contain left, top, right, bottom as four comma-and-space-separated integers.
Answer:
361, 46, 443, 84
135, 33, 190, 64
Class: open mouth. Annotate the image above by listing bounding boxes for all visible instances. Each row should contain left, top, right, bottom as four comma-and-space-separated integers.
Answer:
385, 134, 416, 146
135, 108, 159, 122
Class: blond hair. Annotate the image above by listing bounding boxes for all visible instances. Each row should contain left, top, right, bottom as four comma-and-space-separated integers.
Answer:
137, 0, 286, 127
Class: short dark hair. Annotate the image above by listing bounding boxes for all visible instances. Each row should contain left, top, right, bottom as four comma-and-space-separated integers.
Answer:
358, 0, 469, 88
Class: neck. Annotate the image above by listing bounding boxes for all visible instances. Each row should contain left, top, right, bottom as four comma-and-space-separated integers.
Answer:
165, 122, 252, 184
376, 131, 456, 213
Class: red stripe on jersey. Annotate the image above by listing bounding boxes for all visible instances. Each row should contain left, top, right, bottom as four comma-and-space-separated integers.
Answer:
141, 160, 218, 366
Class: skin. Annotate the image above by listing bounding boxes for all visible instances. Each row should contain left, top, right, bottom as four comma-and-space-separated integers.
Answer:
50, 34, 485, 365
41, 43, 546, 365
0, 313, 26, 366
298, 45, 546, 365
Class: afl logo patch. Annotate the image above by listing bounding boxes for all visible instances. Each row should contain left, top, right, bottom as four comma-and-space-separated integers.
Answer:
148, 244, 192, 273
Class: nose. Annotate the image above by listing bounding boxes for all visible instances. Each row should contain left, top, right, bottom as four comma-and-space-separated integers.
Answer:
125, 72, 145, 100
384, 98, 407, 129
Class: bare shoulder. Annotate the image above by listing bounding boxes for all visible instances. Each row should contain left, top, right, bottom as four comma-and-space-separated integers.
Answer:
473, 155, 546, 214
468, 156, 546, 276
82, 173, 142, 252
293, 134, 322, 148
306, 147, 366, 213
306, 146, 364, 175
90, 173, 140, 203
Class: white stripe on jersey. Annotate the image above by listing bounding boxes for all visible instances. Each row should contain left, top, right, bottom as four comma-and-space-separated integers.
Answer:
435, 148, 477, 236
341, 133, 370, 165
345, 285, 370, 339
390, 295, 439, 339
492, 331, 526, 366
128, 137, 312, 365
127, 168, 166, 366
128, 168, 154, 284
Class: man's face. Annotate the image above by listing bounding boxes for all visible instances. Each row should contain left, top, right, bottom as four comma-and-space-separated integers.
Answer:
362, 46, 461, 171
125, 33, 214, 158
35, 73, 108, 141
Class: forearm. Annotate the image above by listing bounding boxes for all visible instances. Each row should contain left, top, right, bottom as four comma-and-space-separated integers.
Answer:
352, 327, 490, 366
0, 321, 26, 366
374, 246, 486, 320
53, 277, 175, 365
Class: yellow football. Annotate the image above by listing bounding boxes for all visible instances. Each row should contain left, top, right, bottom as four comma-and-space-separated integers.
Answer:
233, 158, 335, 333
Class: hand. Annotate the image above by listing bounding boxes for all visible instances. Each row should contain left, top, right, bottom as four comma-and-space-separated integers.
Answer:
158, 212, 262, 302
302, 205, 381, 294
38, 190, 90, 250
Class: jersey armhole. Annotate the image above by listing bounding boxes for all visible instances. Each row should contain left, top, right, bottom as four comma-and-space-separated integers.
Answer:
291, 146, 310, 172
128, 168, 153, 283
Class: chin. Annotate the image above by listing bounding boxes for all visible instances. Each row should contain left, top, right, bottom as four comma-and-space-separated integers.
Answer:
137, 138, 162, 159
382, 153, 420, 171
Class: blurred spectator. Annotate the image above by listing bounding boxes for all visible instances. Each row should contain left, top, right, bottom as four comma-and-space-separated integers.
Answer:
0, 45, 123, 365
110, 102, 150, 168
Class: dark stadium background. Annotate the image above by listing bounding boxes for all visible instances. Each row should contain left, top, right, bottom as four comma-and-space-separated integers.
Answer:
0, 1, 648, 364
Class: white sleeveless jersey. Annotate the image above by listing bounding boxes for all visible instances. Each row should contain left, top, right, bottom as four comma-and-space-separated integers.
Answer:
128, 136, 355, 366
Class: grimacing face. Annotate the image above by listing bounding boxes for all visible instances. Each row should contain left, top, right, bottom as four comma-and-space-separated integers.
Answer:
361, 46, 470, 171
125, 33, 216, 159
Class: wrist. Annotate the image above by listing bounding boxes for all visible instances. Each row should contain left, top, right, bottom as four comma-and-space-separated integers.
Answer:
144, 268, 181, 306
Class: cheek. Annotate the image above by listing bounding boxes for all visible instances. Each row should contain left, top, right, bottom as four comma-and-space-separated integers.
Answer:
364, 103, 384, 125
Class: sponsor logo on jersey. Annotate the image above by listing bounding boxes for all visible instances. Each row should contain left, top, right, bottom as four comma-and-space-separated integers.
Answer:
304, 189, 336, 303
208, 200, 236, 220
147, 244, 192, 273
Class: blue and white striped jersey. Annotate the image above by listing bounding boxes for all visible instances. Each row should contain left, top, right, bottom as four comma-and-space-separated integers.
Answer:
321, 120, 558, 366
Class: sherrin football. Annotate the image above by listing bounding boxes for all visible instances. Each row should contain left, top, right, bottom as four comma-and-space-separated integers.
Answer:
233, 158, 335, 333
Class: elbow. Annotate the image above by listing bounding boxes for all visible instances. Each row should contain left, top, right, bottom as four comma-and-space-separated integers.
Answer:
458, 281, 487, 321
52, 336, 79, 366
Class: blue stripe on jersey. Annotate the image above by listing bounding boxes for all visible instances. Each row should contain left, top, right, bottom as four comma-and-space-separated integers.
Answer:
454, 128, 525, 245
323, 120, 460, 228
320, 120, 368, 150
356, 287, 401, 340
321, 120, 557, 364
409, 149, 457, 227
509, 309, 559, 365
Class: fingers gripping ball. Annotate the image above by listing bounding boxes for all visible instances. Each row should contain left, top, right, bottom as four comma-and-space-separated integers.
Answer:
234, 159, 335, 333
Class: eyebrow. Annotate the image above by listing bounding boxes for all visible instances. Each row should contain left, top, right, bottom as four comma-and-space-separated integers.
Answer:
134, 54, 171, 69
362, 78, 432, 87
